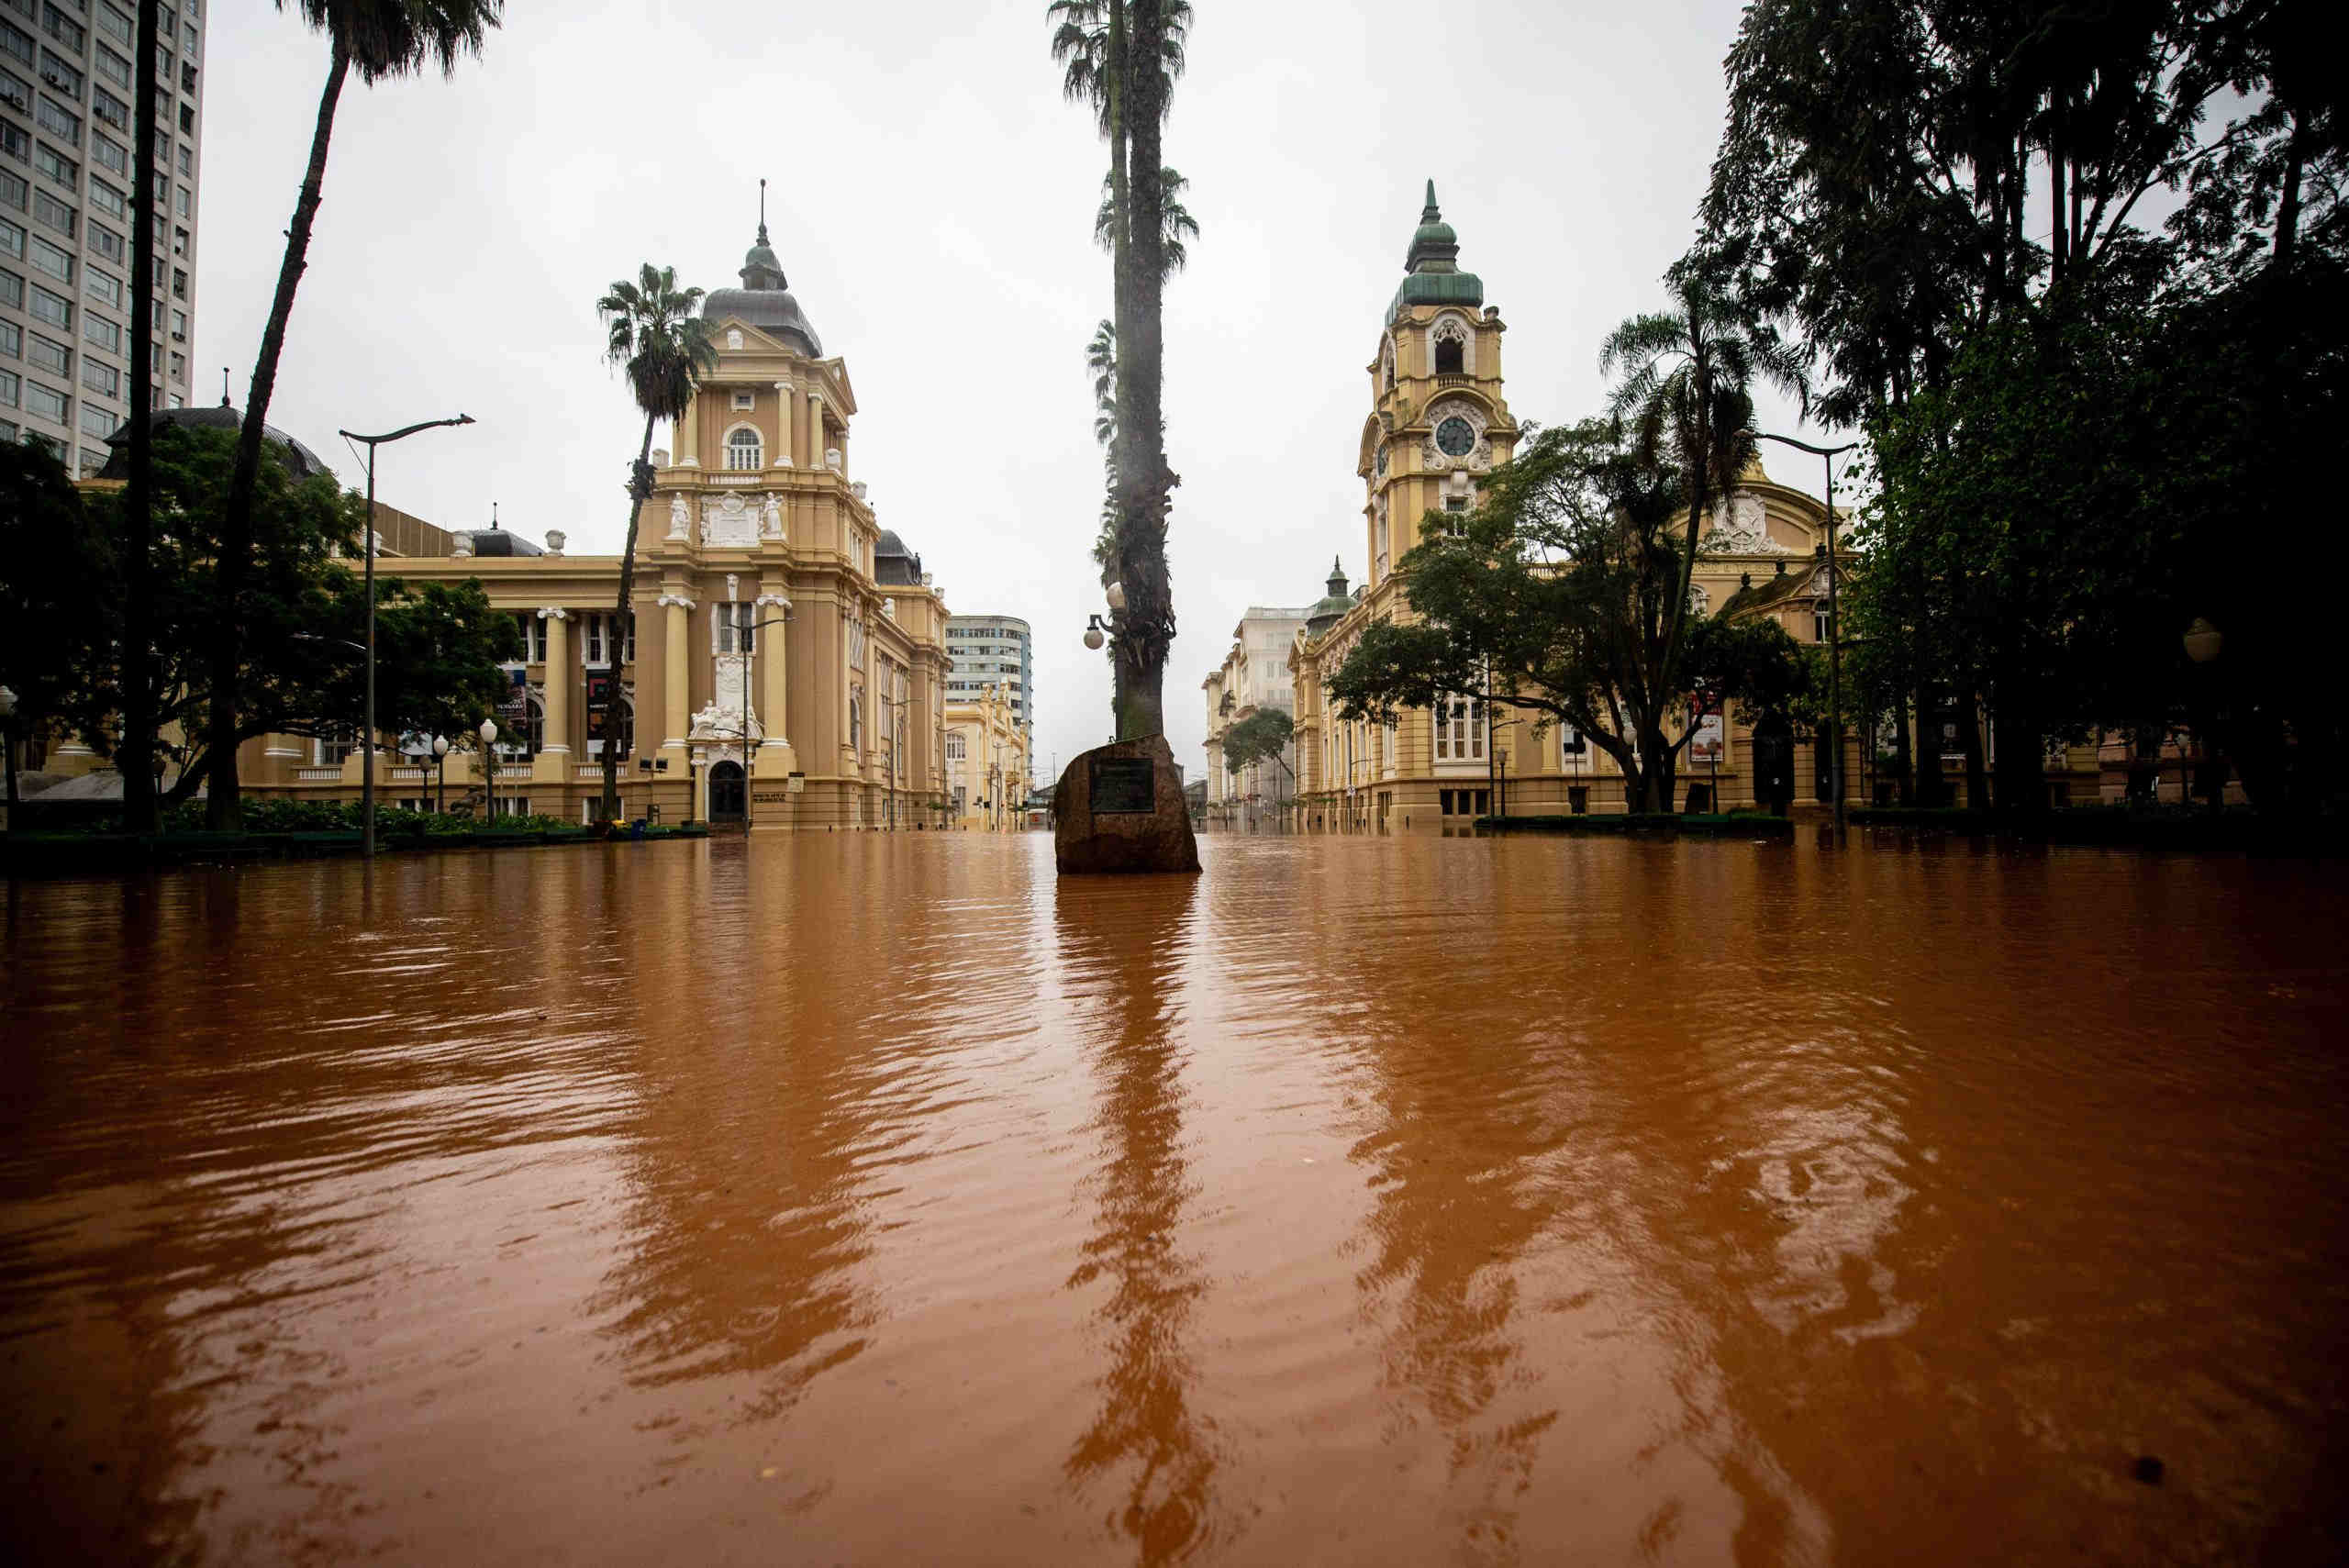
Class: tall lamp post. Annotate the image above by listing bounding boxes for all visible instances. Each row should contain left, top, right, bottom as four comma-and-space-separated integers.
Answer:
342, 414, 475, 860
431, 734, 450, 813
1746, 428, 1859, 828
477, 717, 500, 822
730, 614, 793, 837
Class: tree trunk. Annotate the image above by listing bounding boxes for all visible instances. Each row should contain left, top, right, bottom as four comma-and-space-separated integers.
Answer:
1112, 0, 1174, 741
206, 43, 351, 830
1960, 689, 1988, 809
1991, 702, 2043, 817
118, 0, 167, 834
604, 414, 654, 824
1890, 702, 1914, 806
1913, 684, 1946, 806
2274, 116, 2304, 267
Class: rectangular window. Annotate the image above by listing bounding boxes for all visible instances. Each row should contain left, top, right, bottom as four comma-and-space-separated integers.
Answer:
0, 368, 16, 406
0, 267, 19, 308
514, 613, 545, 663
97, 5, 129, 47
169, 306, 184, 341
0, 317, 17, 354
90, 85, 124, 130
37, 48, 77, 99
171, 224, 185, 257
30, 187, 70, 236
1, 120, 28, 165
28, 231, 68, 281
0, 167, 20, 210
169, 264, 182, 299
23, 375, 65, 421
81, 309, 117, 350
79, 356, 114, 396
177, 103, 191, 136
1, 214, 23, 257
41, 6, 83, 54
91, 133, 122, 173
1433, 694, 1485, 762
166, 348, 182, 381
32, 141, 75, 190
28, 280, 67, 327
1813, 606, 1832, 645
0, 17, 28, 68
83, 266, 117, 307
173, 183, 188, 218
174, 141, 188, 175
0, 63, 24, 112
86, 219, 118, 261
26, 328, 65, 373
94, 43, 127, 89
179, 61, 193, 95
78, 400, 110, 437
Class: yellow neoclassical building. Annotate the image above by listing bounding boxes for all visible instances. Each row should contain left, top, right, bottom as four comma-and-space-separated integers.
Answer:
1287, 183, 1877, 833
47, 217, 958, 829
943, 680, 1029, 832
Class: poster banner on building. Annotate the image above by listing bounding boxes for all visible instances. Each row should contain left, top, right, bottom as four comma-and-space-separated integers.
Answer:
498, 667, 529, 723
584, 669, 614, 714
1690, 713, 1725, 764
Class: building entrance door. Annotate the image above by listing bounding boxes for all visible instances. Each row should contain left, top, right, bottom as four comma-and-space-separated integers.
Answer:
708, 761, 746, 825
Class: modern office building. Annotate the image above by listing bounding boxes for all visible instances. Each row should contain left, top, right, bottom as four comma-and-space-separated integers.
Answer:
945, 614, 1031, 741
2, 0, 206, 473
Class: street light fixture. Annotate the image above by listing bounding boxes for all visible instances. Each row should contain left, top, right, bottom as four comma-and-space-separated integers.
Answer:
431, 733, 450, 813
1083, 614, 1107, 651
478, 717, 499, 824
1743, 428, 1859, 828
341, 413, 476, 861
729, 614, 793, 837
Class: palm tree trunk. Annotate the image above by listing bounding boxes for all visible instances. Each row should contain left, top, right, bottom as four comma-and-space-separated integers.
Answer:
205, 42, 351, 830
1115, 0, 1172, 741
1103, 2, 1138, 736
604, 414, 655, 823
2274, 112, 2304, 267
118, 0, 166, 834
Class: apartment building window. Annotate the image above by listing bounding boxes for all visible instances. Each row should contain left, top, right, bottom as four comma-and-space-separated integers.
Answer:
166, 347, 181, 382
0, 368, 17, 406
96, 5, 129, 47
78, 357, 114, 397
89, 85, 122, 130
0, 18, 30, 67
93, 43, 127, 89
28, 280, 68, 327
176, 103, 190, 135
0, 213, 20, 259
0, 268, 19, 310
174, 141, 188, 175
37, 50, 77, 100
26, 329, 65, 373
1, 120, 28, 164
23, 375, 65, 421
83, 267, 117, 308
169, 307, 184, 341
86, 220, 117, 261
0, 319, 17, 356
0, 63, 23, 115
77, 401, 109, 437
41, 6, 83, 53
31, 141, 75, 190
178, 61, 192, 95
0, 168, 21, 210
171, 224, 185, 257
28, 231, 69, 281
173, 183, 188, 218
90, 133, 122, 173
23, 428, 64, 460
170, 265, 182, 299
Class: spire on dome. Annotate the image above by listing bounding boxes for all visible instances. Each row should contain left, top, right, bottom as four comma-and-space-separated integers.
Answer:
1422, 179, 1440, 221
1390, 177, 1483, 318
757, 177, 769, 246
739, 178, 787, 291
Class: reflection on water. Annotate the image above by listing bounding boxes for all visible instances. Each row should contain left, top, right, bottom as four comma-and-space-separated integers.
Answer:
4, 835, 2348, 1565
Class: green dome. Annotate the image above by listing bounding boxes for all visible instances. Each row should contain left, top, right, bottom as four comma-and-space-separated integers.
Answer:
1306, 556, 1353, 636
1390, 179, 1483, 319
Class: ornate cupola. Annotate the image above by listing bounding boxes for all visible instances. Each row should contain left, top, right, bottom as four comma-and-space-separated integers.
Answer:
702, 179, 823, 356
1306, 557, 1353, 638
1390, 180, 1485, 320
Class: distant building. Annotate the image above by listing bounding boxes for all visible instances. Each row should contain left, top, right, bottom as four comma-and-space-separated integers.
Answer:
944, 680, 1028, 831
1201, 604, 1307, 828
946, 615, 1031, 747
3, 0, 212, 471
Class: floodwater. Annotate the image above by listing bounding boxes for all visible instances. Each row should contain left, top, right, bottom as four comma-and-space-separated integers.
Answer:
3, 835, 2346, 1567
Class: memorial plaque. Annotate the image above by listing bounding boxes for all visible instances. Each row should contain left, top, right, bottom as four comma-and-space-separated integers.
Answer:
1088, 755, 1157, 815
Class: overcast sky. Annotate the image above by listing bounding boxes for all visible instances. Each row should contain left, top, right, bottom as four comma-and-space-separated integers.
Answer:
196, 0, 1829, 784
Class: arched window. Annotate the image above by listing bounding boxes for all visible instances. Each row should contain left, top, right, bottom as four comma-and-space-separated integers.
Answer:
725, 426, 763, 472
849, 696, 863, 752
1431, 316, 1469, 375
1381, 335, 1395, 392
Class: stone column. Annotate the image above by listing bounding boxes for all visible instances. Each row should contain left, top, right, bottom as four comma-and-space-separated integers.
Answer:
772, 382, 796, 466
756, 588, 793, 771
677, 392, 700, 468
660, 594, 694, 752
804, 392, 823, 473
535, 607, 571, 784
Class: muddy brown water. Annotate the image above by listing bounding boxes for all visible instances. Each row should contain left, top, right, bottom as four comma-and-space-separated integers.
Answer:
3, 833, 2345, 1565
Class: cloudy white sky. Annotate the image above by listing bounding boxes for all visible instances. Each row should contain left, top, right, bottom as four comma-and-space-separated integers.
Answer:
196, 0, 1829, 783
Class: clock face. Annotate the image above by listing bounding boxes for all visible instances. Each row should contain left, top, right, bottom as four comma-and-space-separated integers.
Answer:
1435, 416, 1476, 458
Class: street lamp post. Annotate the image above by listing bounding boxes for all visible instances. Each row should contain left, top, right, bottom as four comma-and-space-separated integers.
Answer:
1747, 429, 1859, 828
341, 414, 475, 860
477, 717, 499, 823
733, 614, 793, 837
431, 733, 449, 813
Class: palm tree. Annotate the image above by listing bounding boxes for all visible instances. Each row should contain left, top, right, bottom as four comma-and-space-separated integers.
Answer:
204, 0, 503, 830
597, 265, 718, 826
1047, 0, 1192, 740
1599, 275, 1806, 695
1095, 167, 1200, 274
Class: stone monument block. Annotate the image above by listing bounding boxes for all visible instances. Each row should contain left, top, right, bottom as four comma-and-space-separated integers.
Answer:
1054, 735, 1201, 875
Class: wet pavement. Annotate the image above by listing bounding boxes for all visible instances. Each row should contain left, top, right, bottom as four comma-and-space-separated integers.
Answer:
3, 832, 2345, 1564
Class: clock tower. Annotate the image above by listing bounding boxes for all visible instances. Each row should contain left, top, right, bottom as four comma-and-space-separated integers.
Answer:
1357, 181, 1517, 592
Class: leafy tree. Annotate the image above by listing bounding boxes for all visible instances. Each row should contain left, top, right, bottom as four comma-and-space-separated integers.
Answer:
1219, 707, 1294, 782
60, 425, 517, 806
597, 262, 717, 822
0, 442, 114, 800
206, 0, 504, 830
1328, 419, 1810, 813
1048, 0, 1193, 740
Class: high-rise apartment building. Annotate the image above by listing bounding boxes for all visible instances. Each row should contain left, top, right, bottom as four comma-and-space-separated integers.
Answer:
945, 615, 1031, 738
2, 0, 207, 473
